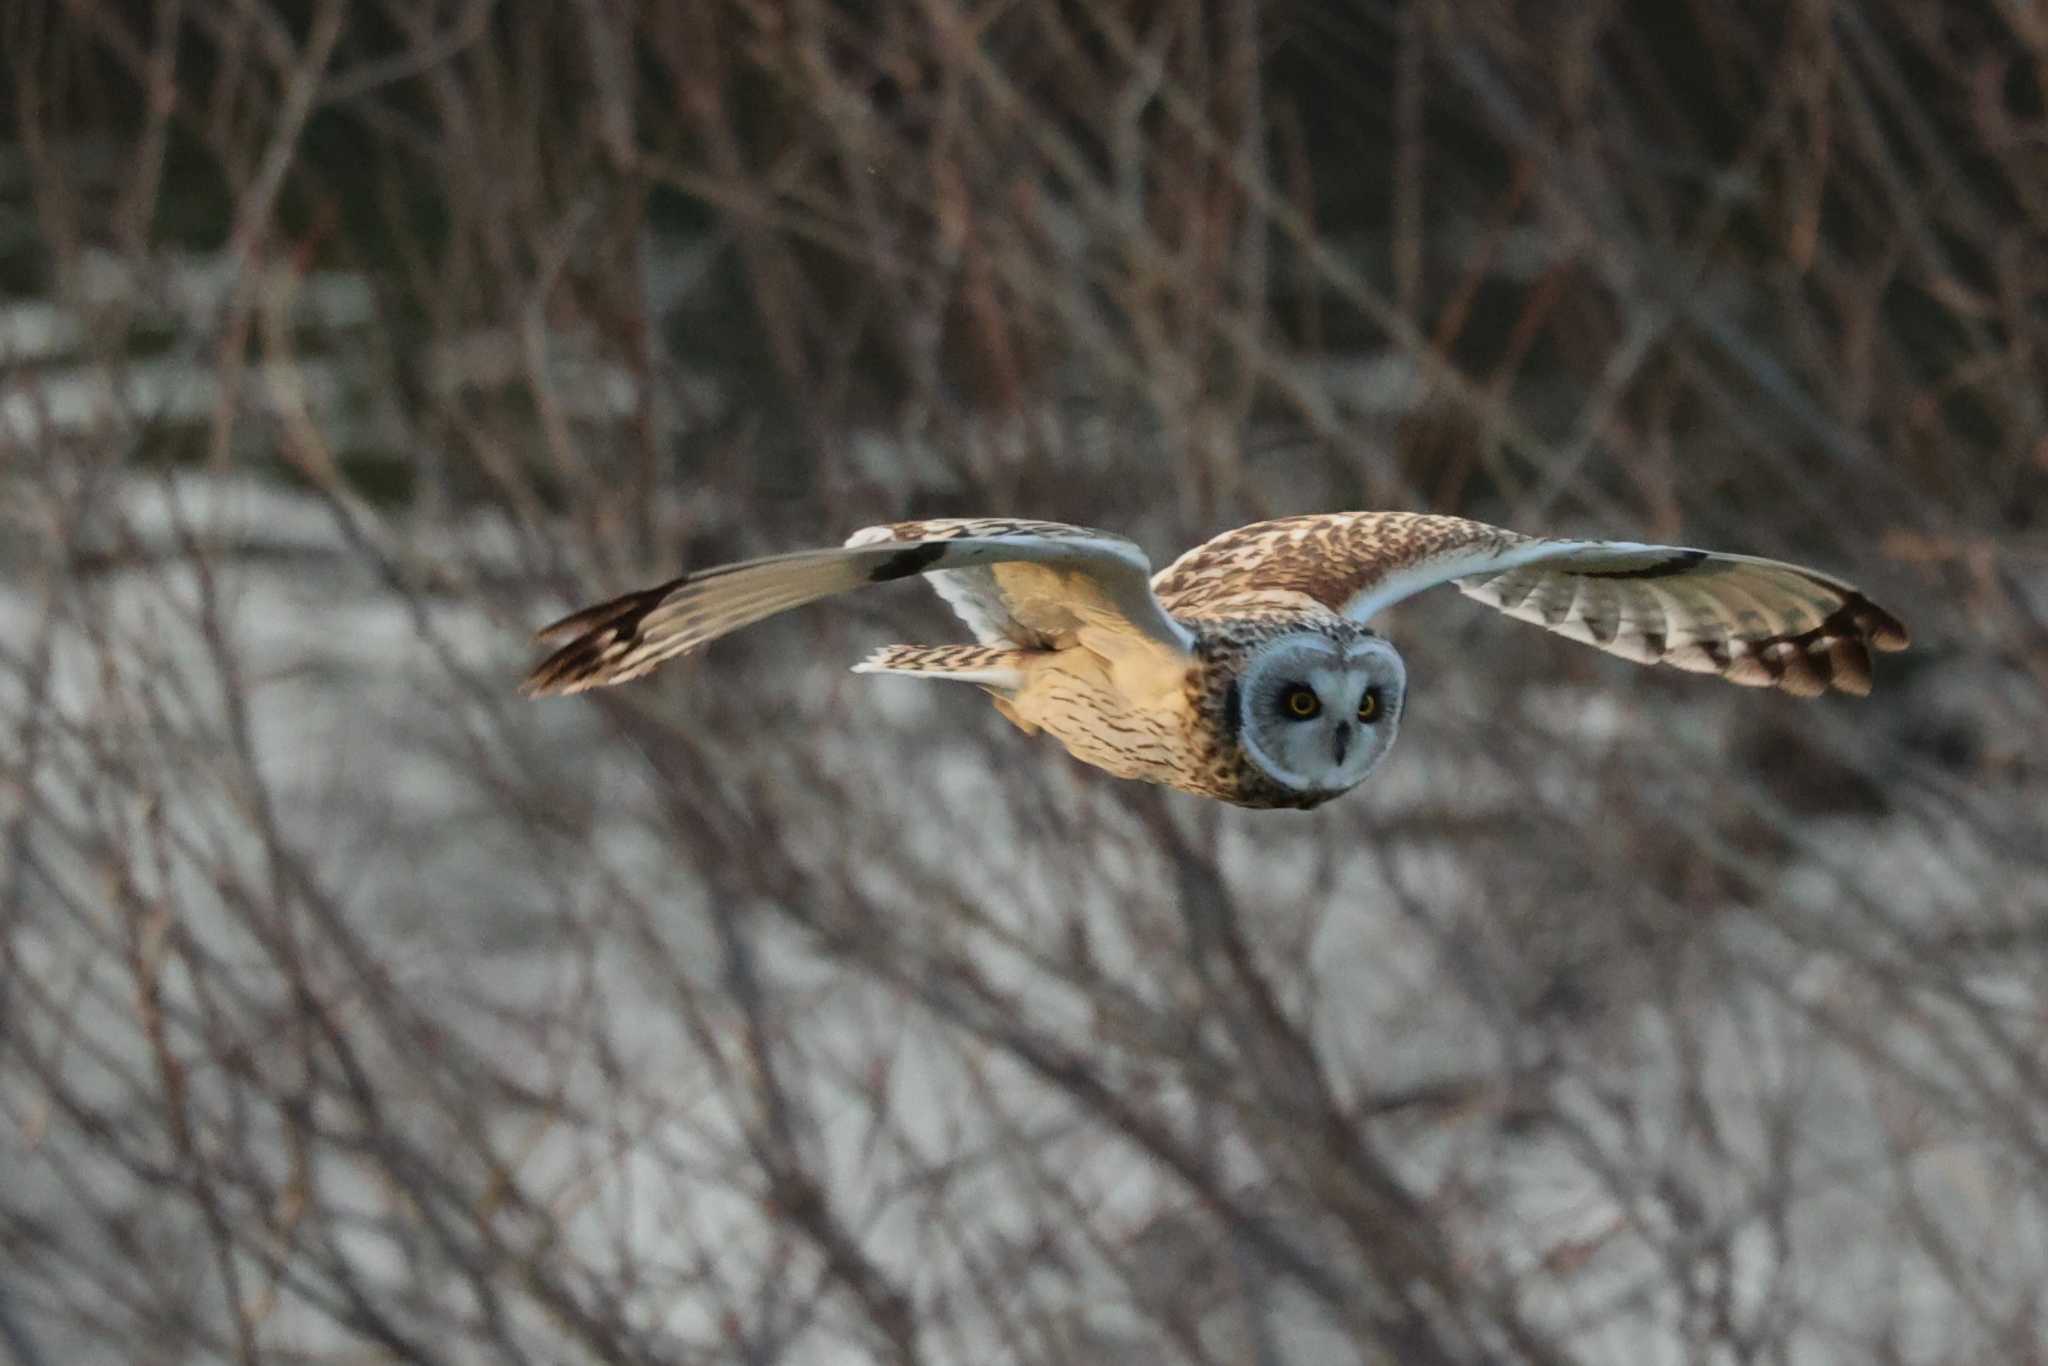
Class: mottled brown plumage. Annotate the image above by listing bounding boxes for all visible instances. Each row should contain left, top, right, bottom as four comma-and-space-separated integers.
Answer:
1151, 511, 1908, 696
1153, 511, 1518, 616
522, 512, 1909, 809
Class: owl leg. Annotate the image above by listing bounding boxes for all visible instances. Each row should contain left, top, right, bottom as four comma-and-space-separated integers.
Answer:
850, 643, 1028, 691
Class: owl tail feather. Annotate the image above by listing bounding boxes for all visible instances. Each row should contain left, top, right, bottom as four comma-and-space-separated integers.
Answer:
850, 643, 1028, 691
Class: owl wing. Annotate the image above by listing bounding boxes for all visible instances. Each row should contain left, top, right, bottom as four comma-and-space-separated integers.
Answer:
521, 519, 1193, 697
1151, 512, 1909, 697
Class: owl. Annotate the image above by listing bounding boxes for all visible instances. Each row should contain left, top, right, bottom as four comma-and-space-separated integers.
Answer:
521, 513, 1909, 809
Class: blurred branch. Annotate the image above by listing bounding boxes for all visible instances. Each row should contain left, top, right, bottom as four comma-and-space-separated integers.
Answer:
2, 1, 2043, 1362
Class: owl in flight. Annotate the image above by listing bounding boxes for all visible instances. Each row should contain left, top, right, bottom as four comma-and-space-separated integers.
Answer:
521, 513, 1908, 809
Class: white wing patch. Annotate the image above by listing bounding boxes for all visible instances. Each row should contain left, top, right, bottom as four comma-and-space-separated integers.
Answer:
523, 522, 1191, 697
1339, 538, 1614, 623
845, 520, 1192, 653
1152, 511, 1905, 698
1426, 544, 1907, 696
849, 524, 1044, 646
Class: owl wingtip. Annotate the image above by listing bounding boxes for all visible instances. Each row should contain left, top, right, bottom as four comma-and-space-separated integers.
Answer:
1844, 591, 1909, 653
517, 666, 577, 698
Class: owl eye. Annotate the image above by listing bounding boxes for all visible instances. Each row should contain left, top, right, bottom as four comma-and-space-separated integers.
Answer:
1282, 686, 1321, 719
1357, 689, 1381, 723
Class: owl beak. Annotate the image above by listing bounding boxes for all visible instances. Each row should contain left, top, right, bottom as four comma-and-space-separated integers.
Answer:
1332, 724, 1352, 765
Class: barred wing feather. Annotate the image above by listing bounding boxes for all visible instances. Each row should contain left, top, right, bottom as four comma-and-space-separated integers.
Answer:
1151, 512, 1907, 697
521, 522, 1191, 697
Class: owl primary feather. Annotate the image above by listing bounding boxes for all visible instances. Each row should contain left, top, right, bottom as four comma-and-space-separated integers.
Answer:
521, 512, 1909, 810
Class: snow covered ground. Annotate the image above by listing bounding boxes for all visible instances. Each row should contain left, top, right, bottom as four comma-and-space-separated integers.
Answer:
5, 459, 2043, 1364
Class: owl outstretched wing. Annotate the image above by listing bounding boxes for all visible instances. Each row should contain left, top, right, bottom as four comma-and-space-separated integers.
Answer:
521, 519, 1193, 697
1150, 512, 1909, 697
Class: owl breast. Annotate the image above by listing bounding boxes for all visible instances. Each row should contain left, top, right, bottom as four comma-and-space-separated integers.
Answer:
998, 612, 1371, 809
999, 649, 1200, 788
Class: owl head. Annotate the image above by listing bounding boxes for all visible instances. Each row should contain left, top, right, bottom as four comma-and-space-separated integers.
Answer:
1230, 630, 1406, 800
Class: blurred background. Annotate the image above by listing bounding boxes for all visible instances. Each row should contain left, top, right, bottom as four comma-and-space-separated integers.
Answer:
3, 2, 2045, 1362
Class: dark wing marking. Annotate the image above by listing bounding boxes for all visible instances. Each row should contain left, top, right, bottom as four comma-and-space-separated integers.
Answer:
522, 524, 1191, 697
843, 519, 1153, 647
1452, 543, 1909, 696
1152, 512, 1908, 697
